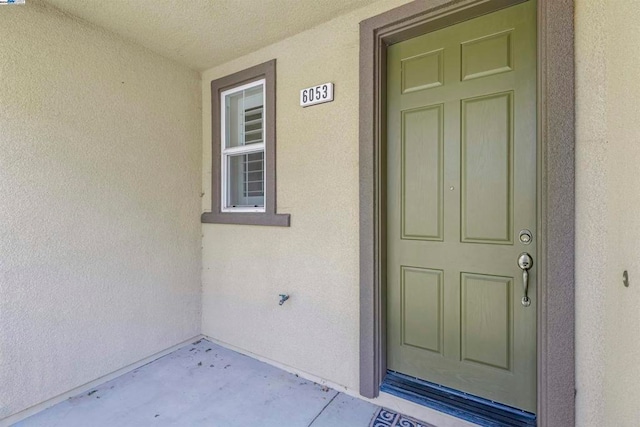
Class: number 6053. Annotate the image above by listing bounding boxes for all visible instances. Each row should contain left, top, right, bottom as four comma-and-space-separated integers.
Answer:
300, 83, 334, 107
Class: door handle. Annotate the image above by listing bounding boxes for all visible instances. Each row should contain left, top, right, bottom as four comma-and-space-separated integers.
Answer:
517, 253, 533, 307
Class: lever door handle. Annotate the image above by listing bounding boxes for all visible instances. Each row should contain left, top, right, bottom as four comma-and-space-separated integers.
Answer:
517, 253, 533, 307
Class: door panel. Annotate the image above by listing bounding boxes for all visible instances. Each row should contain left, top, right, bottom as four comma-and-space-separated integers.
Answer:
461, 273, 512, 370
401, 267, 443, 353
386, 0, 537, 412
461, 91, 513, 244
461, 30, 513, 81
402, 105, 444, 240
402, 49, 444, 93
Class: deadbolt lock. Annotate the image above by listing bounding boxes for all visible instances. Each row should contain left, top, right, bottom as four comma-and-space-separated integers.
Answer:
519, 229, 532, 245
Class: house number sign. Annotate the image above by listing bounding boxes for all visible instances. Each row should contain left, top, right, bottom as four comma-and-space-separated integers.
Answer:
300, 83, 334, 107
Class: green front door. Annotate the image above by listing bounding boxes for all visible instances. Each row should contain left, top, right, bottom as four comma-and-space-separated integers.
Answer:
386, 1, 537, 412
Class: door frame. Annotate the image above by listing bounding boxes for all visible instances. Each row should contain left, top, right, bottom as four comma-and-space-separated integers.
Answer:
358, 1, 575, 425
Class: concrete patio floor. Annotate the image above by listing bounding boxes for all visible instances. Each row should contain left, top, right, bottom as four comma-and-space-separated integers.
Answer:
13, 339, 384, 427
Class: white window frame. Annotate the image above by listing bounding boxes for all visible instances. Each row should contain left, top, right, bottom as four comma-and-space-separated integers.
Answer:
220, 79, 266, 213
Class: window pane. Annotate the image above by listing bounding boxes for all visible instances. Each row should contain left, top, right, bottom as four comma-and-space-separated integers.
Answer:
224, 84, 264, 149
226, 152, 264, 208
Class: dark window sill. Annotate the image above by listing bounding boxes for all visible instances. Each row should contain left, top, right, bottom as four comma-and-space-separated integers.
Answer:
201, 211, 290, 227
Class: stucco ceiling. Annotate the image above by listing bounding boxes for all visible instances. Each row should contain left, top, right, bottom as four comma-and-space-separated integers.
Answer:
42, 0, 377, 71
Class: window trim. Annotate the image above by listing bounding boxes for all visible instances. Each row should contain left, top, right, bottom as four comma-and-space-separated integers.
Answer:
202, 59, 290, 227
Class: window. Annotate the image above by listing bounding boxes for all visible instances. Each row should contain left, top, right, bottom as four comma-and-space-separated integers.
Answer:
222, 81, 265, 211
202, 59, 290, 226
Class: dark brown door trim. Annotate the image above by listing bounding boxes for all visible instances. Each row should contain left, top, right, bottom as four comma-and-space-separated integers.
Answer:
358, 1, 575, 425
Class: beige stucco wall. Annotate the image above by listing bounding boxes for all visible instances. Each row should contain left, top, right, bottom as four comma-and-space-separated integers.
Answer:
603, 1, 640, 421
602, 1, 640, 421
201, 0, 412, 395
0, 2, 202, 420
575, 0, 606, 425
575, 0, 640, 425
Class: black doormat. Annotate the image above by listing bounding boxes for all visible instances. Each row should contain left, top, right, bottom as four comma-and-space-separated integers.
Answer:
381, 371, 536, 427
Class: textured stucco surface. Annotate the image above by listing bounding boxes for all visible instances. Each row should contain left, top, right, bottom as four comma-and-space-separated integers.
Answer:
575, 1, 606, 425
0, 2, 202, 421
42, 0, 379, 71
575, 1, 640, 426
599, 2, 640, 426
201, 0, 411, 398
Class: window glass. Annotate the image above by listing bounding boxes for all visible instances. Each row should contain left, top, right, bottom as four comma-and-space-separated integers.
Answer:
226, 152, 264, 208
224, 84, 264, 149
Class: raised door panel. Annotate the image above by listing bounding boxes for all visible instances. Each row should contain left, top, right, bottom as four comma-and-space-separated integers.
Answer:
402, 105, 444, 240
461, 30, 513, 81
461, 273, 512, 371
401, 49, 444, 93
401, 267, 444, 354
461, 92, 513, 244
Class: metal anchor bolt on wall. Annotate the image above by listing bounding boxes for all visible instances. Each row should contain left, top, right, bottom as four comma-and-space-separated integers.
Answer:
278, 294, 290, 305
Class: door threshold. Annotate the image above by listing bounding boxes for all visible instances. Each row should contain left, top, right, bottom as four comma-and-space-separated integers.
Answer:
381, 371, 536, 427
